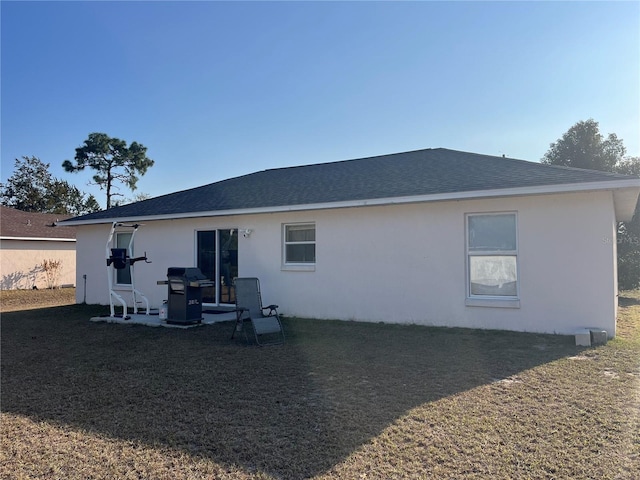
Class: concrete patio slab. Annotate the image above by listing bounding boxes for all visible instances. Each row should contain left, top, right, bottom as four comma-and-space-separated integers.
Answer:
90, 311, 236, 328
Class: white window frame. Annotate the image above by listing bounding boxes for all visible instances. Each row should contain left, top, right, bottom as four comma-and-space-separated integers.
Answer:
282, 222, 316, 271
465, 212, 520, 308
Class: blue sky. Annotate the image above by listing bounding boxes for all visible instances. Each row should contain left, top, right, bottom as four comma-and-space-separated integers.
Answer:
2, 1, 639, 208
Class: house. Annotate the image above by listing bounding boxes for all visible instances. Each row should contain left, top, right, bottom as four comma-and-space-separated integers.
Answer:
0, 206, 77, 289
62, 148, 640, 337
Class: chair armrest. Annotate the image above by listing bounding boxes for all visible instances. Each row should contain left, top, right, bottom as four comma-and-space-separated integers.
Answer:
262, 304, 279, 316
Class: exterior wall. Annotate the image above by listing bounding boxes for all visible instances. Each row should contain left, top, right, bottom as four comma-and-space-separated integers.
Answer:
75, 218, 244, 307
0, 239, 76, 289
75, 190, 618, 336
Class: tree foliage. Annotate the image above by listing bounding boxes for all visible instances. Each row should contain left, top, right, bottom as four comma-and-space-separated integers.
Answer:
48, 179, 102, 216
541, 119, 627, 171
617, 207, 640, 290
0, 156, 100, 216
112, 192, 152, 208
614, 156, 640, 290
614, 156, 640, 176
62, 133, 154, 209
542, 120, 640, 289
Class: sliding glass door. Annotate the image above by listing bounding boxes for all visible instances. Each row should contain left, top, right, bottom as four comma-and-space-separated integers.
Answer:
196, 229, 238, 305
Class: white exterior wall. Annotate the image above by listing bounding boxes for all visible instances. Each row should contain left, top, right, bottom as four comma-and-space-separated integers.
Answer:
75, 190, 618, 336
75, 218, 245, 307
0, 239, 76, 289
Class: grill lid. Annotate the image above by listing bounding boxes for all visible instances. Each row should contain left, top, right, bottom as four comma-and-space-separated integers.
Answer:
167, 267, 208, 281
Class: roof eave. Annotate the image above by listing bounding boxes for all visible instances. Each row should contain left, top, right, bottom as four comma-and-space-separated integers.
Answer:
0, 236, 76, 242
61, 178, 640, 226
612, 186, 640, 222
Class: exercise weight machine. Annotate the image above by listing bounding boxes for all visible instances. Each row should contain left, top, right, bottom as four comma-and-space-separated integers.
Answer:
106, 222, 151, 318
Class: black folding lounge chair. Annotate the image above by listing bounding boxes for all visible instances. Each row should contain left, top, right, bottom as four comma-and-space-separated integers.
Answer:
232, 277, 284, 346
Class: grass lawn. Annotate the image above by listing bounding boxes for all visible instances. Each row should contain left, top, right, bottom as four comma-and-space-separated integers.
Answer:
1, 290, 639, 479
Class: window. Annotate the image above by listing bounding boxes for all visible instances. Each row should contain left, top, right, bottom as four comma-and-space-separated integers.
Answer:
283, 223, 316, 266
196, 229, 238, 304
115, 232, 132, 285
466, 213, 518, 302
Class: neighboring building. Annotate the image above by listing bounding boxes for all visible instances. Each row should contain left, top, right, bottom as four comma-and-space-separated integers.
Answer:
0, 206, 76, 289
62, 148, 640, 337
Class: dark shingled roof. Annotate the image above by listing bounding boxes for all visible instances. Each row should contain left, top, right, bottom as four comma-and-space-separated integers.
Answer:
1, 206, 76, 239
65, 148, 638, 223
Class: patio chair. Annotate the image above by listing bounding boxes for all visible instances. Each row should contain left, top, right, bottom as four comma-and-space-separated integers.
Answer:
232, 277, 284, 346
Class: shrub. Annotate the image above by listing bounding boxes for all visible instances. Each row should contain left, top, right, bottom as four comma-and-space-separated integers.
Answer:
40, 258, 62, 289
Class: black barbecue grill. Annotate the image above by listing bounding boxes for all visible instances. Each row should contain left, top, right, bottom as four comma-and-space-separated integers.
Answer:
165, 267, 215, 324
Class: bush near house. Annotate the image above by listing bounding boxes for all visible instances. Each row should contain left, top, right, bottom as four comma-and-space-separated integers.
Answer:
40, 258, 63, 289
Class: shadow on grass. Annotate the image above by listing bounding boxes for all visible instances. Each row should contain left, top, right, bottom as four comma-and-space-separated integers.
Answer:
619, 295, 640, 307
1, 304, 584, 479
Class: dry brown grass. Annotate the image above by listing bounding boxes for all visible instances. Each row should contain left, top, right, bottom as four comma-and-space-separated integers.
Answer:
0, 288, 75, 313
1, 291, 639, 479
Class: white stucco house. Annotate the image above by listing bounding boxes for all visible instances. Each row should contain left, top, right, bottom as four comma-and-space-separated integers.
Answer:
62, 148, 640, 337
0, 206, 77, 289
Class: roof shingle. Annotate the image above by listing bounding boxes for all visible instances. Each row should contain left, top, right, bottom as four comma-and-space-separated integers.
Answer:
1, 206, 76, 239
64, 148, 639, 224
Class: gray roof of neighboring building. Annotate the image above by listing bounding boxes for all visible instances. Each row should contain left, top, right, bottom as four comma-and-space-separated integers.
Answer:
63, 148, 640, 225
0, 206, 76, 240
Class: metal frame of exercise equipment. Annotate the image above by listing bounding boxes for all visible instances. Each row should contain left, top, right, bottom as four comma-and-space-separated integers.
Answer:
106, 222, 151, 318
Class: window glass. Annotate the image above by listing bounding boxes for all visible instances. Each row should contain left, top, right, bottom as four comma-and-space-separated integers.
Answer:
115, 232, 132, 285
197, 231, 216, 303
286, 225, 315, 242
286, 244, 316, 263
284, 224, 316, 264
467, 213, 518, 299
469, 256, 517, 296
468, 214, 516, 251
